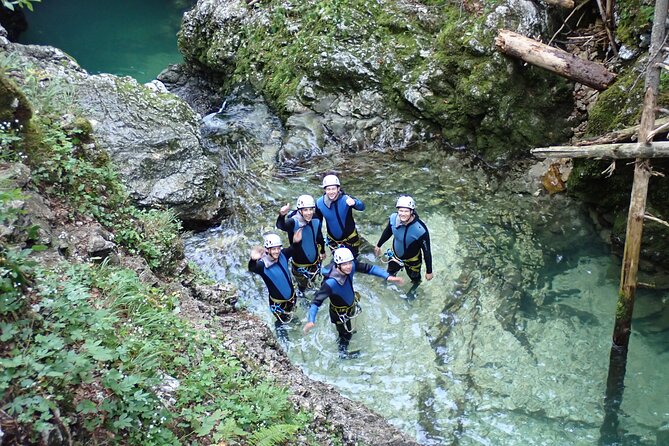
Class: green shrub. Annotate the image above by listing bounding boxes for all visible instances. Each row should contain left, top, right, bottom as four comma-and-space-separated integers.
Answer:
1, 261, 307, 444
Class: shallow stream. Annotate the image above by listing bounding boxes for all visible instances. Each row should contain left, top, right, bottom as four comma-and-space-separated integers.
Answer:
16, 4, 668, 442
185, 148, 669, 445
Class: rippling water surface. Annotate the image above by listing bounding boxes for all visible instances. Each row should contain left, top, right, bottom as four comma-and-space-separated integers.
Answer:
185, 148, 669, 445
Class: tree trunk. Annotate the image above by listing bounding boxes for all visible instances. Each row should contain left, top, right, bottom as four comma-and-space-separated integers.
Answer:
495, 29, 616, 90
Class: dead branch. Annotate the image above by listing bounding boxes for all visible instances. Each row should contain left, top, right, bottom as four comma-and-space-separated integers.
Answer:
543, 0, 575, 8
573, 116, 669, 146
644, 213, 669, 229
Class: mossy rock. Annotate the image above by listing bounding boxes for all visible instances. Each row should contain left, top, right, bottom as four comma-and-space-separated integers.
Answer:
586, 70, 644, 136
0, 73, 32, 126
615, 0, 654, 48
180, 0, 575, 160
425, 22, 573, 160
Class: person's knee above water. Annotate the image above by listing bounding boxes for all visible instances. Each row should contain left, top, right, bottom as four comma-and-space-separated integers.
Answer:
303, 247, 404, 355
315, 174, 365, 257
374, 195, 434, 284
248, 233, 297, 323
276, 194, 326, 295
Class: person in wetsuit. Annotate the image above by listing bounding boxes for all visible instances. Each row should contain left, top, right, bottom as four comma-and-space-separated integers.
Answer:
374, 195, 434, 289
303, 247, 404, 357
315, 174, 365, 257
276, 194, 326, 298
248, 233, 297, 327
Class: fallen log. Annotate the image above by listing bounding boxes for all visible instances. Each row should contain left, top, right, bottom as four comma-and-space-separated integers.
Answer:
531, 141, 669, 159
495, 29, 616, 90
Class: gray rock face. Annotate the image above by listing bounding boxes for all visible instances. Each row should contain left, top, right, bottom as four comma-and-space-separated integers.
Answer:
74, 74, 225, 227
177, 0, 567, 162
178, 0, 442, 162
4, 41, 225, 228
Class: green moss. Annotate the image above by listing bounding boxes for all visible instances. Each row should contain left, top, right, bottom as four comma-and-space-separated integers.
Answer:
0, 73, 32, 126
616, 0, 654, 47
586, 71, 644, 136
424, 13, 574, 159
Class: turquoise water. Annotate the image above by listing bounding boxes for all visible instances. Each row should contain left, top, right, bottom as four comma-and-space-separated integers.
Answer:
185, 148, 669, 445
16, 0, 193, 83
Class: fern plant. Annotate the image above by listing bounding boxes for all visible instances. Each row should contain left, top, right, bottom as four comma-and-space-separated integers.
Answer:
249, 423, 301, 446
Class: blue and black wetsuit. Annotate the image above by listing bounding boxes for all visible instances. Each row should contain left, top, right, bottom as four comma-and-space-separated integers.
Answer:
315, 190, 365, 256
307, 260, 389, 348
376, 212, 432, 283
248, 247, 296, 323
276, 211, 325, 292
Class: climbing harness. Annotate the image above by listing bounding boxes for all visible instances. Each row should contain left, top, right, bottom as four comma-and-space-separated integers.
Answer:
296, 263, 321, 288
381, 249, 405, 267
330, 293, 362, 333
269, 294, 296, 323
326, 229, 361, 252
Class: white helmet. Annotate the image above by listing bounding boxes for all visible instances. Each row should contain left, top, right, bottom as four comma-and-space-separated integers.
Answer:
333, 247, 354, 264
296, 194, 315, 209
396, 195, 416, 210
263, 233, 282, 249
321, 174, 341, 188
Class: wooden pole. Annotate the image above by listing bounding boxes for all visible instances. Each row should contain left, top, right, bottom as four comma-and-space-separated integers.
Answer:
531, 141, 669, 158
600, 0, 667, 442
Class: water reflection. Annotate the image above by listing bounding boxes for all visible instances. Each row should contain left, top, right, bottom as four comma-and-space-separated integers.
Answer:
185, 148, 669, 445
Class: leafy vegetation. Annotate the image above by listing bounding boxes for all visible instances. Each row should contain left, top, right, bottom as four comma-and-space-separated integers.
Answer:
0, 251, 307, 444
1, 51, 316, 445
1, 0, 40, 12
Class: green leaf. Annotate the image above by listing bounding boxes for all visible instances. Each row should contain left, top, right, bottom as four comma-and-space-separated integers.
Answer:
75, 399, 98, 414
112, 413, 133, 429
0, 322, 18, 341
84, 340, 116, 362
195, 409, 226, 436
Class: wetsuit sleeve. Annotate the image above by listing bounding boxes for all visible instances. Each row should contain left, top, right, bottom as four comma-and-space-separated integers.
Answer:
282, 246, 295, 261
276, 212, 292, 232
355, 260, 390, 280
248, 259, 263, 274
376, 220, 393, 248
346, 194, 365, 211
420, 222, 433, 274
308, 281, 332, 322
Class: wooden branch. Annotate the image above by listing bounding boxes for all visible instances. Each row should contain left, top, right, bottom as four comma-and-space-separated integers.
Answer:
531, 141, 669, 159
645, 213, 669, 229
495, 30, 617, 90
543, 0, 574, 8
647, 119, 669, 140
595, 0, 618, 55
573, 116, 669, 146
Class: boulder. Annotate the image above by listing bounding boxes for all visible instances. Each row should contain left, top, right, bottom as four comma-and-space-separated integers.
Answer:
4, 41, 226, 229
